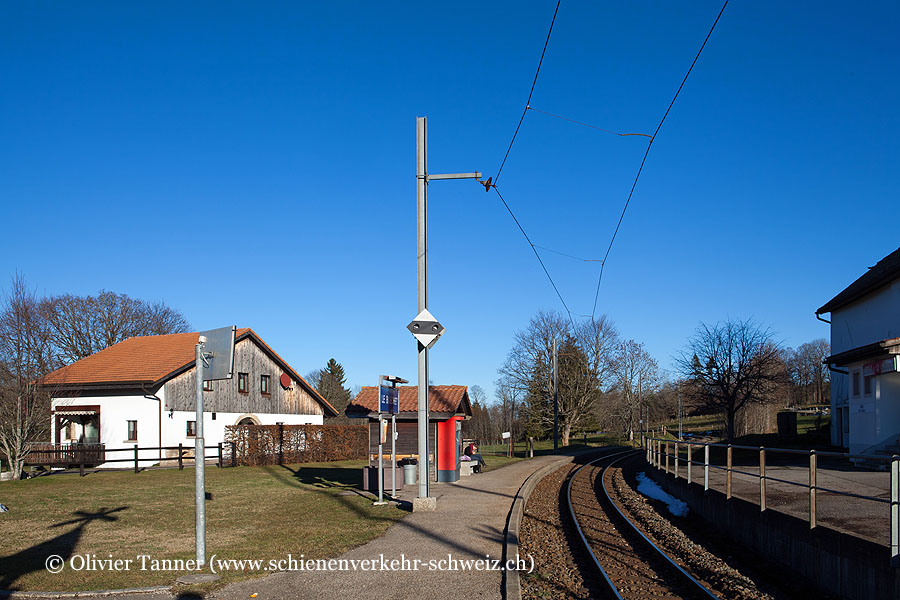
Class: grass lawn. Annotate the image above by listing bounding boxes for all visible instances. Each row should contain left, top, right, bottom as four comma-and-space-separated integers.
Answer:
0, 460, 405, 592
652, 413, 837, 465
479, 432, 627, 466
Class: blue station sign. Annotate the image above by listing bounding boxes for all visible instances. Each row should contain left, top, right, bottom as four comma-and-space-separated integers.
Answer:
379, 386, 399, 414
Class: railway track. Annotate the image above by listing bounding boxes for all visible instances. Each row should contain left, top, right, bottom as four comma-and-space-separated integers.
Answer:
566, 450, 719, 600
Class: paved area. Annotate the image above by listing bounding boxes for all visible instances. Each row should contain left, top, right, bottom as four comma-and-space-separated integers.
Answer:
36, 454, 569, 600
207, 454, 566, 600
650, 455, 892, 546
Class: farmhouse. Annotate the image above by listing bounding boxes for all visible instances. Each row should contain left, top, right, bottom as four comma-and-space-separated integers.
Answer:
37, 328, 336, 468
817, 247, 900, 456
346, 385, 471, 482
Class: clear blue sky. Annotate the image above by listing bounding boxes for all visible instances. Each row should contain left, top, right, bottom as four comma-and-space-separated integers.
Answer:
2, 1, 898, 399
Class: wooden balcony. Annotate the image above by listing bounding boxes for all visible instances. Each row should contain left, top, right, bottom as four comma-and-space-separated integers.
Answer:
25, 443, 106, 467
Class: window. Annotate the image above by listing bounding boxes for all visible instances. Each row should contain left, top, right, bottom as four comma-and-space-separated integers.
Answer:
187, 420, 197, 437
203, 380, 213, 392
261, 374, 270, 395
212, 412, 217, 421
864, 374, 874, 396
238, 372, 249, 394
127, 420, 138, 441
852, 370, 860, 397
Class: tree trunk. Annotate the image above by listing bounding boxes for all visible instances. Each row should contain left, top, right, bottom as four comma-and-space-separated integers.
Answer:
561, 422, 571, 447
725, 408, 736, 443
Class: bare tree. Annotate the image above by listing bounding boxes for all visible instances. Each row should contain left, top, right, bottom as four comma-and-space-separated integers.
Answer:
790, 340, 831, 406
499, 310, 618, 446
676, 318, 783, 442
611, 339, 659, 438
0, 275, 57, 479
45, 291, 189, 363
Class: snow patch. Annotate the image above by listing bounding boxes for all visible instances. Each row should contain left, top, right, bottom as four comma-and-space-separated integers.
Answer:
635, 472, 689, 517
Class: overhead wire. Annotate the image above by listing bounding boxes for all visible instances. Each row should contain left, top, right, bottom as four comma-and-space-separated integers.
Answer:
494, 0, 561, 187
590, 0, 729, 321
487, 0, 577, 325
533, 245, 602, 262
526, 106, 653, 139
492, 186, 574, 324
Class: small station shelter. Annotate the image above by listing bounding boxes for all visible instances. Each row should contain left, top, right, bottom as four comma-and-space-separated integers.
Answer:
346, 385, 472, 482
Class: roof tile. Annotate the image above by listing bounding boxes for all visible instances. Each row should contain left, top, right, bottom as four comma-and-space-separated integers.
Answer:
347, 385, 469, 415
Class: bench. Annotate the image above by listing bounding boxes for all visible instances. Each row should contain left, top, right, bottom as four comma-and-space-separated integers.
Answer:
460, 461, 480, 476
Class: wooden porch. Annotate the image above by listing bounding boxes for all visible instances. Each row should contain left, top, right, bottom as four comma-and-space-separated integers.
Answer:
25, 443, 106, 467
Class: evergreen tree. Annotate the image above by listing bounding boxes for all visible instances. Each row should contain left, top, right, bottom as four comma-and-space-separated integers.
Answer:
317, 358, 352, 422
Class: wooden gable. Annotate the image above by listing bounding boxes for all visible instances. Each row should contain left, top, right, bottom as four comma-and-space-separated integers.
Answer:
163, 337, 326, 416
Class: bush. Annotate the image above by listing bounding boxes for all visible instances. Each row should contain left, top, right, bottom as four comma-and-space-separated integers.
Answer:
225, 424, 367, 466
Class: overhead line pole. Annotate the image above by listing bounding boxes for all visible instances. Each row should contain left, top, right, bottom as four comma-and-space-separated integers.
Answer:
415, 116, 480, 506
553, 337, 559, 452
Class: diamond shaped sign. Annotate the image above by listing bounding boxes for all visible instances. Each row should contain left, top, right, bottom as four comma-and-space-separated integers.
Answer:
407, 308, 445, 349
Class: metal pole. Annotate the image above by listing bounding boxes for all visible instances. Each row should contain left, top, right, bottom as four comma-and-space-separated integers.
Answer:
194, 339, 207, 567
704, 444, 709, 492
892, 455, 899, 566
416, 116, 430, 500
391, 413, 396, 498
678, 390, 683, 440
726, 445, 733, 500
674, 441, 679, 479
760, 447, 766, 512
688, 444, 694, 484
553, 337, 558, 452
378, 414, 384, 503
665, 442, 670, 474
809, 450, 817, 529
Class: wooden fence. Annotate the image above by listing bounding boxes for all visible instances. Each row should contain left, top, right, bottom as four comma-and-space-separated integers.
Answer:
225, 424, 367, 466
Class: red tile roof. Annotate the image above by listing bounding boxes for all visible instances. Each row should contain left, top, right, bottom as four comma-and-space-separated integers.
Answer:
39, 328, 336, 416
347, 385, 470, 416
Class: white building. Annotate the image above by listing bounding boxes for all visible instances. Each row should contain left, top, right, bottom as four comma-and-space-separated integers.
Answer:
817, 247, 900, 456
39, 328, 336, 468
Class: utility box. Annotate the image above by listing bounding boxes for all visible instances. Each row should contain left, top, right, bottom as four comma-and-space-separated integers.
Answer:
361, 466, 400, 492
777, 412, 798, 439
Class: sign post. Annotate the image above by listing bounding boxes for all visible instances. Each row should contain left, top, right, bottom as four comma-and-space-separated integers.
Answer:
375, 375, 406, 505
194, 326, 236, 567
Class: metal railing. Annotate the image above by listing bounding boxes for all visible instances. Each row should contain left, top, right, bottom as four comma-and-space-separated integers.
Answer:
644, 436, 900, 566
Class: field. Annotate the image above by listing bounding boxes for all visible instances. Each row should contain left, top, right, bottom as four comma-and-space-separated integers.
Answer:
0, 460, 405, 592
655, 412, 833, 450
479, 432, 627, 467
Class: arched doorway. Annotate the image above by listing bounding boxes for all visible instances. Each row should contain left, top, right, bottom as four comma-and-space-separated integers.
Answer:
234, 414, 261, 426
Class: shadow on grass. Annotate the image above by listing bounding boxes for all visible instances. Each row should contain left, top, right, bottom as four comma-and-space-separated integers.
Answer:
264, 462, 503, 561
277, 465, 363, 489
0, 506, 129, 591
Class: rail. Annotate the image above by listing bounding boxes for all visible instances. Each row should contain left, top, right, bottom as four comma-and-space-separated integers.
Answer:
643, 436, 900, 566
566, 449, 719, 599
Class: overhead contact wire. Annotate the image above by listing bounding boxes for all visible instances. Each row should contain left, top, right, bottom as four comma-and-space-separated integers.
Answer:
590, 0, 729, 320
494, 0, 561, 186
493, 186, 573, 324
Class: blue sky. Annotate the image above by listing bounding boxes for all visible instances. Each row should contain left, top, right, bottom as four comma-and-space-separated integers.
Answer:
2, 1, 898, 399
